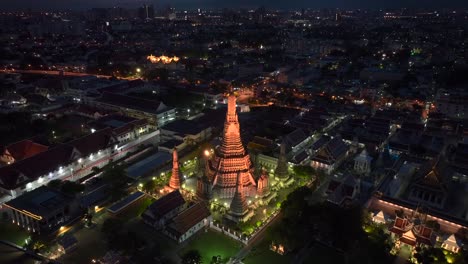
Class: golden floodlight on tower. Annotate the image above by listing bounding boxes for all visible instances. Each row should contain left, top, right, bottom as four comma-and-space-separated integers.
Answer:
147, 54, 180, 64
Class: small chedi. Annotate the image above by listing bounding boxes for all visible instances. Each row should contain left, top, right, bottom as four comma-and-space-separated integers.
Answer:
274, 140, 290, 181
167, 148, 183, 191
225, 171, 253, 223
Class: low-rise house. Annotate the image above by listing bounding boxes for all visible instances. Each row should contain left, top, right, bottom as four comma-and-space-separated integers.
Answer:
160, 119, 212, 146
311, 137, 349, 174
89, 114, 152, 144
284, 128, 311, 155
0, 139, 49, 166
164, 202, 212, 243
4, 186, 82, 234
326, 175, 360, 206
441, 234, 463, 253
142, 190, 186, 229
94, 92, 175, 127
0, 125, 156, 200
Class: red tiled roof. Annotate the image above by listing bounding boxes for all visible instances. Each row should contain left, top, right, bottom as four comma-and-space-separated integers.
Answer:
4, 140, 49, 161
146, 190, 185, 219
167, 203, 211, 237
400, 236, 417, 246
68, 128, 115, 157
0, 144, 75, 189
0, 128, 115, 190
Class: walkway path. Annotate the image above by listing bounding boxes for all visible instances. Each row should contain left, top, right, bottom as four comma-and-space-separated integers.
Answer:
233, 211, 283, 261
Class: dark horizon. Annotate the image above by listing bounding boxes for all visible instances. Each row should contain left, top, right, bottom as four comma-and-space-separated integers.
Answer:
1, 0, 468, 11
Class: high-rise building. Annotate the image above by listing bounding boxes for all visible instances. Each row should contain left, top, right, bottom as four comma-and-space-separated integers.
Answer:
203, 95, 256, 199
139, 4, 155, 20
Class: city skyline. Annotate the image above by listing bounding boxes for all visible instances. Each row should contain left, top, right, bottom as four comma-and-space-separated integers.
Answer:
2, 0, 468, 10
0, 2, 467, 264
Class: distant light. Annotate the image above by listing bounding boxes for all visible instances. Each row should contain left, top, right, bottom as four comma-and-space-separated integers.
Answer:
136, 68, 141, 73
91, 128, 96, 133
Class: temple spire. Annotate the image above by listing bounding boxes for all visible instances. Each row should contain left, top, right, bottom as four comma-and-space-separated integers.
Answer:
275, 140, 289, 179
229, 171, 249, 216
218, 94, 245, 156
169, 148, 182, 189
204, 94, 256, 199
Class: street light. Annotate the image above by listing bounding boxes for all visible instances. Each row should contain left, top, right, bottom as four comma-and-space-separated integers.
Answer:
136, 68, 141, 73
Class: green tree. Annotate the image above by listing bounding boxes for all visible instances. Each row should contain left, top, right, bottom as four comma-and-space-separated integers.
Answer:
415, 247, 446, 264
210, 255, 222, 264
101, 165, 129, 201
143, 180, 156, 193
143, 68, 169, 81
292, 165, 316, 183
32, 240, 46, 252
182, 250, 202, 264
60, 181, 85, 195
101, 218, 123, 234
47, 179, 63, 190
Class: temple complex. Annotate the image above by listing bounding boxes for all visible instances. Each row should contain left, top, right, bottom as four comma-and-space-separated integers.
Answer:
202, 95, 257, 199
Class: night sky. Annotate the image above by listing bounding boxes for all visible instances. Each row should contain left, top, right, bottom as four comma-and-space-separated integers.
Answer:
1, 0, 468, 10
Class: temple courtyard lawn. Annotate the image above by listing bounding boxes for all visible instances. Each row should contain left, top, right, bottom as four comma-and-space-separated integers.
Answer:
0, 220, 30, 246
181, 229, 242, 263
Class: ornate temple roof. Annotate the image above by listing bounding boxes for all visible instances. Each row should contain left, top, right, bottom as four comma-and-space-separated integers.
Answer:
413, 158, 450, 192
311, 136, 349, 165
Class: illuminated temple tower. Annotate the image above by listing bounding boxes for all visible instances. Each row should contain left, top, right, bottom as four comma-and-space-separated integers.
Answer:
226, 172, 252, 223
168, 148, 182, 190
204, 95, 256, 199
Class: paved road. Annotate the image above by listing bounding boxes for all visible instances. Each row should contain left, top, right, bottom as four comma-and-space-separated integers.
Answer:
0, 69, 136, 80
